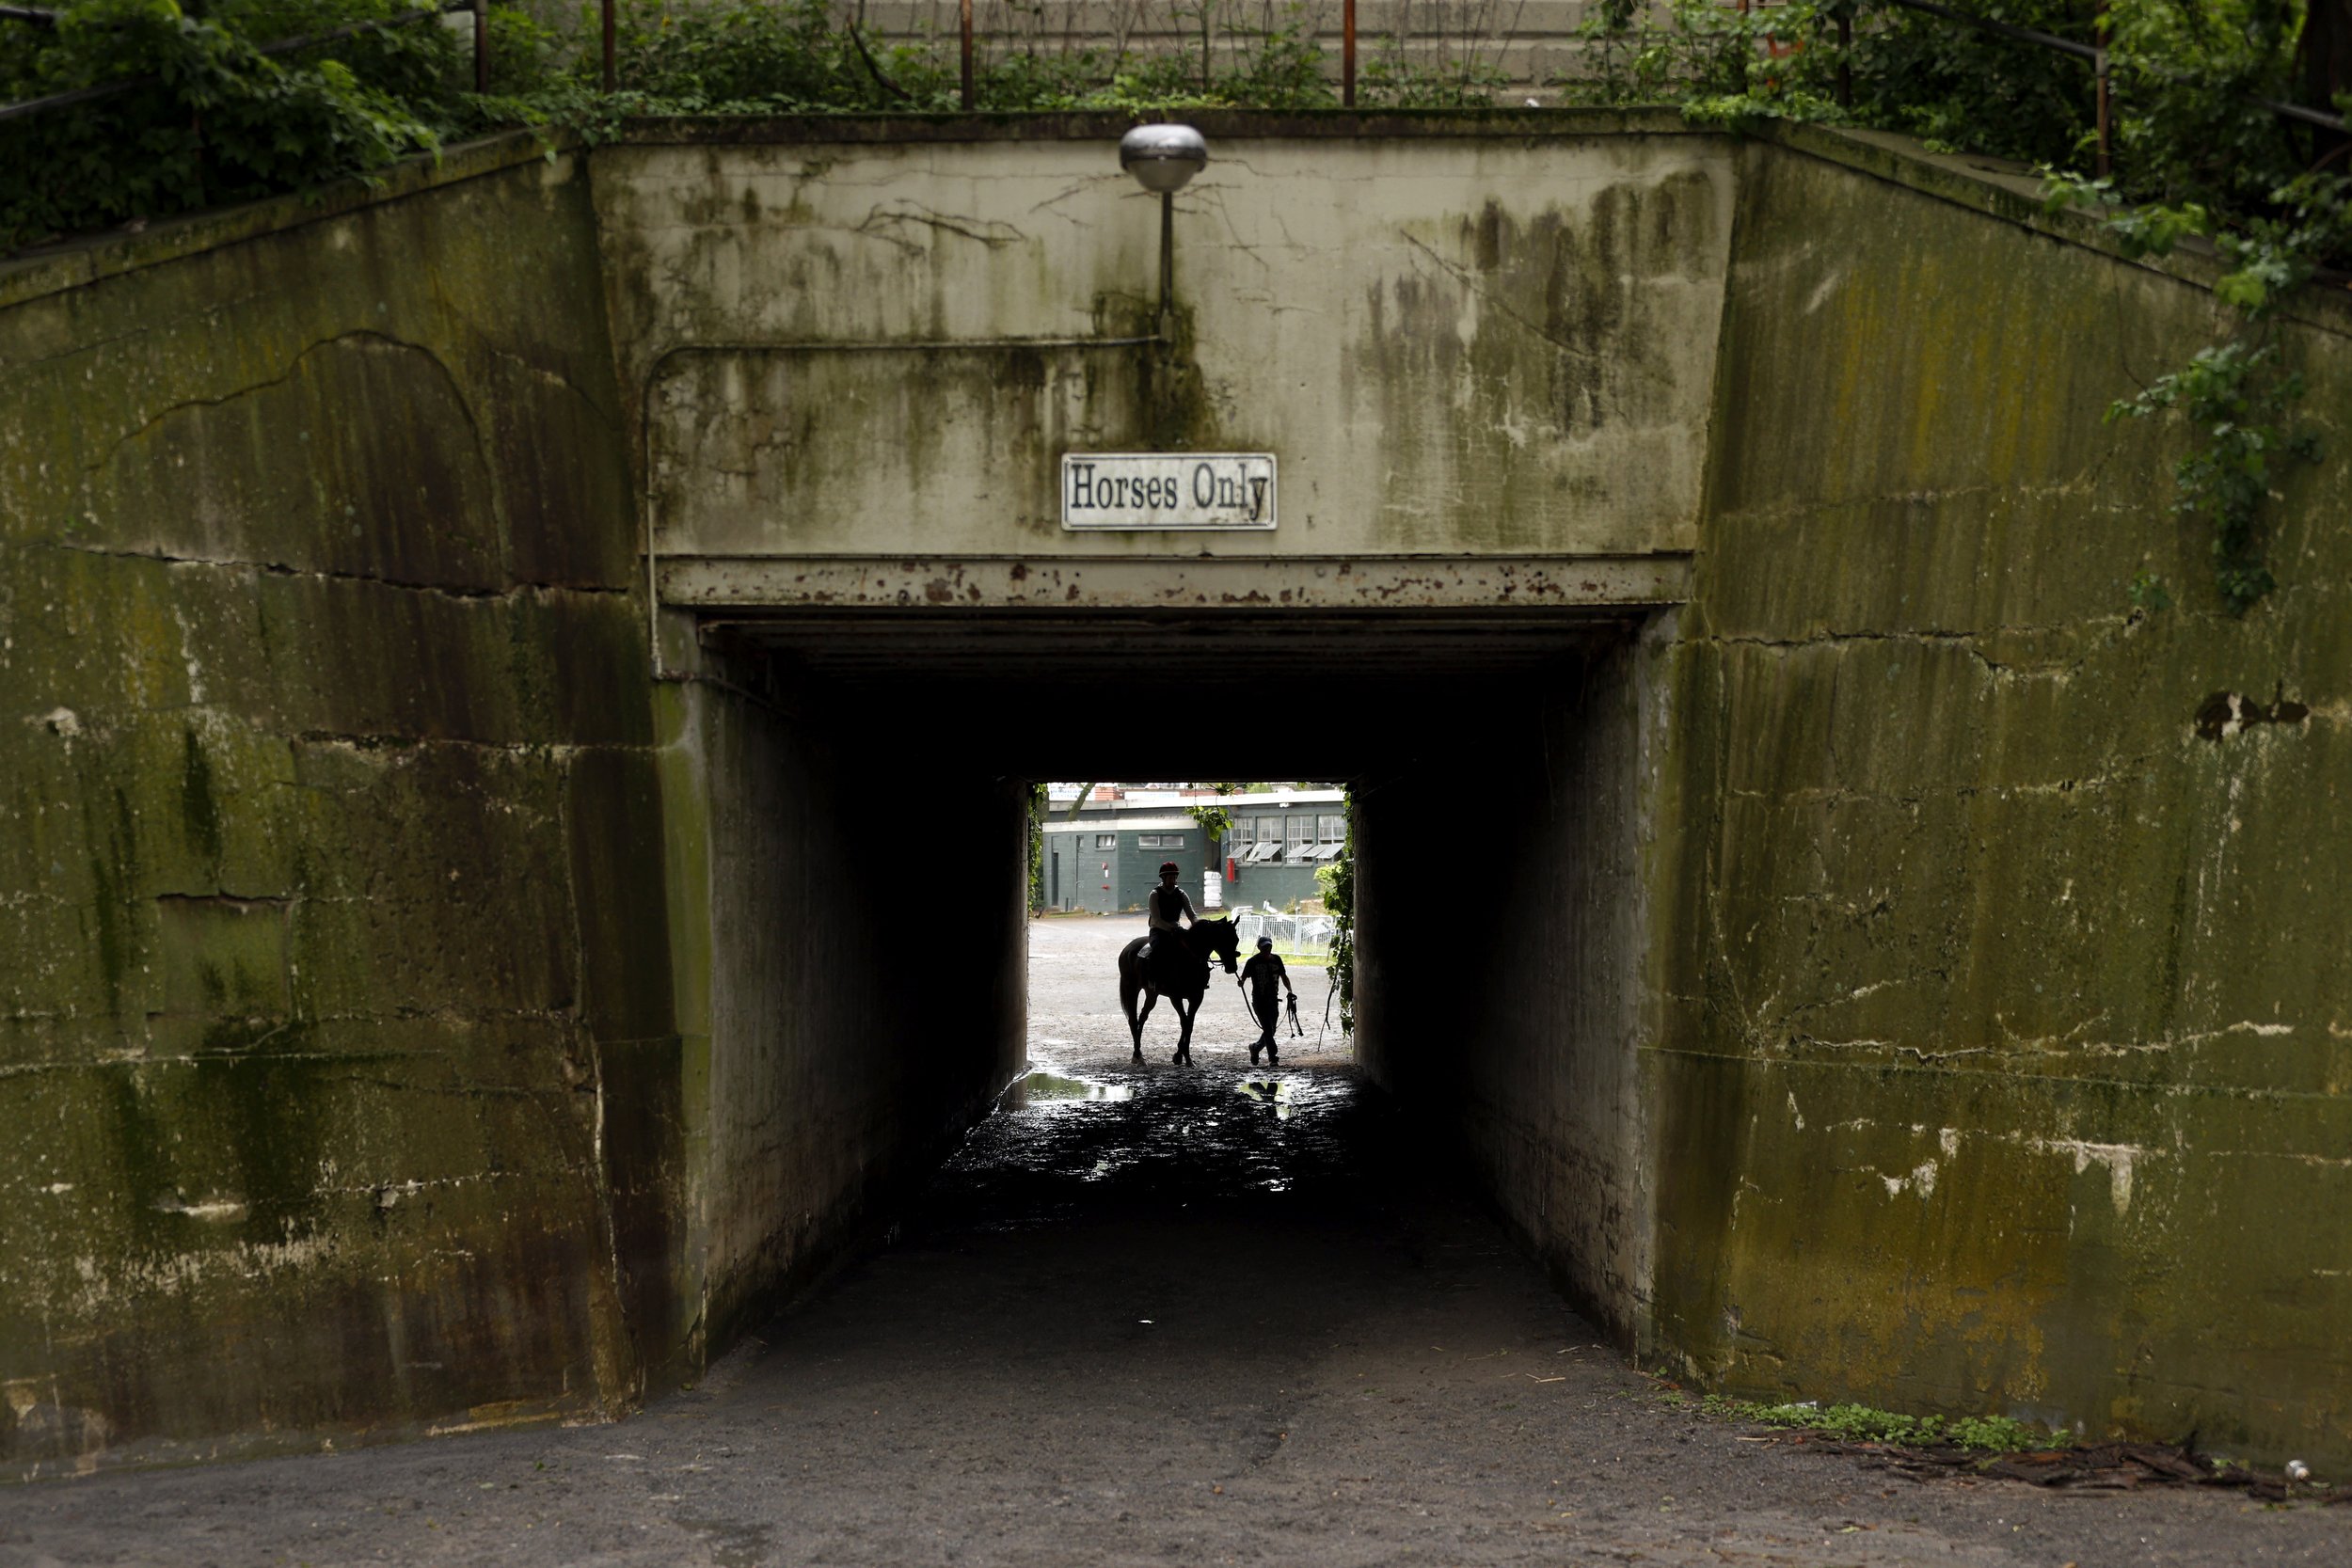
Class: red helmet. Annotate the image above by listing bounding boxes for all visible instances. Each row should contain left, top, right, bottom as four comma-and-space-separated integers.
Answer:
1158, 862, 1181, 876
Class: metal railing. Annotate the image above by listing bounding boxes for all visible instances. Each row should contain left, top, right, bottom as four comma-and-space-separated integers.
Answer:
1, 1, 2343, 150
1875, 0, 2349, 179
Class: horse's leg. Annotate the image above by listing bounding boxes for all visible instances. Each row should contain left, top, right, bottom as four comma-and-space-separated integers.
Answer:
1174, 996, 1196, 1066
1121, 970, 1145, 1063
1133, 989, 1160, 1064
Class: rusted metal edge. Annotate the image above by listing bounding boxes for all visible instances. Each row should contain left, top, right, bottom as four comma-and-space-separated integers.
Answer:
657, 554, 1693, 611
607, 106, 1705, 148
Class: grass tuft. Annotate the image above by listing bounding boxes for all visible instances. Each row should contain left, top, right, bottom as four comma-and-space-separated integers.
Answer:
1692, 1396, 2064, 1453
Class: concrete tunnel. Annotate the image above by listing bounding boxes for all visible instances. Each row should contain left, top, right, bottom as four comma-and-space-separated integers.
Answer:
658, 595, 1666, 1363
7, 110, 2350, 1476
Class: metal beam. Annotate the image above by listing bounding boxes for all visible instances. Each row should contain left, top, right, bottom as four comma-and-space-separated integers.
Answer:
660, 555, 1692, 612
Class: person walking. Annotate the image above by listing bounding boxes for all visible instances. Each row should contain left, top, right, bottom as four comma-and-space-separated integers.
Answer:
1239, 935, 1295, 1066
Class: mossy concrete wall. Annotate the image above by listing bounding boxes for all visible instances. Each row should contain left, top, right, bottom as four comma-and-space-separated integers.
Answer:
651, 625, 1028, 1367
594, 120, 1729, 565
0, 136, 1037, 1479
0, 145, 676, 1474
1649, 132, 2352, 1466
6, 112, 2351, 1476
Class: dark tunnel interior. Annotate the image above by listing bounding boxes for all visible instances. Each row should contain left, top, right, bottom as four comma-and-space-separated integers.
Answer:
669, 604, 1668, 1363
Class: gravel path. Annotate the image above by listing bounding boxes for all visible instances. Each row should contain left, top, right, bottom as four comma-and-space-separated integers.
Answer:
2, 917, 2341, 1566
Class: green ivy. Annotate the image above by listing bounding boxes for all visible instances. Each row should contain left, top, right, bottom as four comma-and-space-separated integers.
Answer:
1026, 781, 1047, 912
1313, 791, 1354, 1037
2047, 166, 2347, 614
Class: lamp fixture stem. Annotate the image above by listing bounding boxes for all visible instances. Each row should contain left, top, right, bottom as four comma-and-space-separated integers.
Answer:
1158, 188, 1175, 335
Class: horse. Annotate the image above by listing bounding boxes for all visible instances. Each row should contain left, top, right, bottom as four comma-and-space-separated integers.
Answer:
1118, 917, 1241, 1066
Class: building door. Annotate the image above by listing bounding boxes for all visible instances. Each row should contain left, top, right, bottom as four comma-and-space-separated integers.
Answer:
1049, 847, 1061, 910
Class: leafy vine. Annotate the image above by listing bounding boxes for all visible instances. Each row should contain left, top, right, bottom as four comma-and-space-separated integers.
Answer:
1313, 792, 1354, 1037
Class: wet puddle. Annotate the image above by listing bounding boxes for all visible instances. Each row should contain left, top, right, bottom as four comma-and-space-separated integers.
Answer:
1015, 1070, 1135, 1104
914, 1051, 1371, 1235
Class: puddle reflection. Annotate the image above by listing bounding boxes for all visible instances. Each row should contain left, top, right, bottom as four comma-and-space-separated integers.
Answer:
1016, 1070, 1135, 1105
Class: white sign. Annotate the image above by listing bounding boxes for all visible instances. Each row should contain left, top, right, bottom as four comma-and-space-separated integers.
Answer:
1062, 452, 1277, 531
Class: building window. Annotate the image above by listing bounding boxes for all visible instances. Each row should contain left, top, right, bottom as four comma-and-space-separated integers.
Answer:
1136, 833, 1189, 849
1256, 817, 1278, 843
1319, 814, 1345, 842
1287, 816, 1311, 847
1095, 833, 1117, 849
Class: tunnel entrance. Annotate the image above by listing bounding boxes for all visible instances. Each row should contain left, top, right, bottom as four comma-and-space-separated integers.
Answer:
658, 603, 1675, 1376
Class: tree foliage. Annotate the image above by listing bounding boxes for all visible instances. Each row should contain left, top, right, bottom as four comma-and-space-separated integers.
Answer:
1567, 0, 2349, 615
2, 0, 450, 248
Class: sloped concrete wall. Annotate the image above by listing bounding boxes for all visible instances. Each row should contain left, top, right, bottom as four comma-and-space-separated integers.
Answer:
0, 137, 1040, 1477
1650, 134, 2352, 1465
0, 147, 674, 1473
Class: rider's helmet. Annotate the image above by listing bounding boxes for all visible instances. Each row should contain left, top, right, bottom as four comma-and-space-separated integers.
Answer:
1158, 862, 1180, 877
1256, 936, 1274, 951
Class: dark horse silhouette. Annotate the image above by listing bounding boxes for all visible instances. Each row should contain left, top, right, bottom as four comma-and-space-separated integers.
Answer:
1119, 918, 1241, 1066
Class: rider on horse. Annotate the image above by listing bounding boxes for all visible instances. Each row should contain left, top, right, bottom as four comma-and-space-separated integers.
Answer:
1138, 862, 1194, 982
1121, 864, 1237, 1067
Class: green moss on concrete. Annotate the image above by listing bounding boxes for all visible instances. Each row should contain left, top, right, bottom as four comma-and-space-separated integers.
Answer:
6, 115, 2349, 1480
1651, 137, 2352, 1468
0, 150, 668, 1476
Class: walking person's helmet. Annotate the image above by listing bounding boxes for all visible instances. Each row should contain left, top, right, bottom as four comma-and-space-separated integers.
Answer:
1159, 862, 1180, 876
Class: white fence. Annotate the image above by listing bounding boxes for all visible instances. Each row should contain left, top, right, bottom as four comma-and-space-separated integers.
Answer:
1232, 908, 1338, 957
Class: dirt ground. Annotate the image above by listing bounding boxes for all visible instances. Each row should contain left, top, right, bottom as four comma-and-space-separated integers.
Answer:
3, 915, 2343, 1566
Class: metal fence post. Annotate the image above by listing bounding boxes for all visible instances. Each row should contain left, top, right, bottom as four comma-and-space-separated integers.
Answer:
1836, 6, 1853, 109
601, 0, 615, 92
1343, 0, 1356, 107
471, 0, 487, 94
2095, 5, 2112, 177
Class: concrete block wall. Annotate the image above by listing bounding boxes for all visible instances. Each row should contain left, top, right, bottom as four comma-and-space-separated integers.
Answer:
0, 135, 1040, 1479
0, 144, 669, 1474
1647, 132, 2352, 1465
655, 634, 1029, 1364
6, 112, 2352, 1477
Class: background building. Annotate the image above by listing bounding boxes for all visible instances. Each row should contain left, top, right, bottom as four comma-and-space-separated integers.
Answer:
1040, 786, 1344, 913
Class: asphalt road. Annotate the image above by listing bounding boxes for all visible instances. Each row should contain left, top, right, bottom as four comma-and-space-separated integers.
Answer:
2, 916, 2341, 1566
